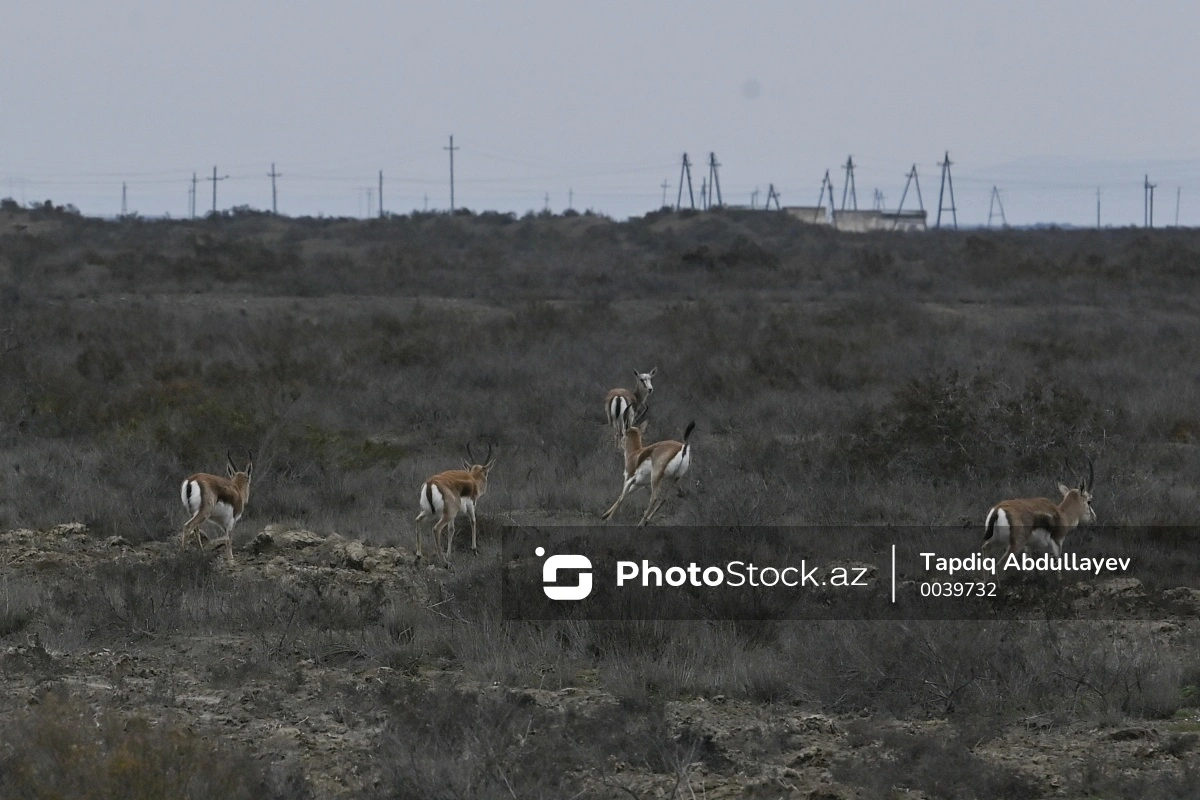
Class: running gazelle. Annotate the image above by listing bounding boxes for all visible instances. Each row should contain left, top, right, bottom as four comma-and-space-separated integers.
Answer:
982, 457, 1096, 561
602, 407, 695, 526
180, 451, 253, 563
604, 367, 656, 445
415, 442, 496, 564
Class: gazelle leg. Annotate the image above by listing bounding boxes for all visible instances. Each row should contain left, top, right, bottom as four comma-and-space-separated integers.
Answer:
433, 516, 449, 561
223, 524, 236, 563
182, 508, 210, 549
602, 477, 639, 520
640, 478, 677, 526
413, 513, 425, 560
444, 517, 458, 558
469, 505, 478, 553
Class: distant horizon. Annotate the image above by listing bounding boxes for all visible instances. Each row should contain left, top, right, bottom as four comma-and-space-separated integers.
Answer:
8, 194, 1189, 233
4, 2, 1199, 228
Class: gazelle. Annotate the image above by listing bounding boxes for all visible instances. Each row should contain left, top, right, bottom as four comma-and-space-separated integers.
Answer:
982, 457, 1096, 562
180, 452, 253, 563
604, 367, 656, 445
415, 442, 495, 564
601, 408, 695, 526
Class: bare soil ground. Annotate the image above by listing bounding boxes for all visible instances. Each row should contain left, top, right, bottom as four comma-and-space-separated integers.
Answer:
4, 523, 1198, 798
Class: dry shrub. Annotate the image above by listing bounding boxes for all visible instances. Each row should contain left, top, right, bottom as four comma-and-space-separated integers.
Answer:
850, 370, 1108, 481
834, 721, 1042, 799
0, 692, 306, 800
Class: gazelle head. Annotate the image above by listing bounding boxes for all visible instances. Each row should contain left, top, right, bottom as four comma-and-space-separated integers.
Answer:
226, 450, 254, 490
1057, 456, 1095, 523
463, 441, 496, 493
622, 406, 650, 448
634, 367, 656, 398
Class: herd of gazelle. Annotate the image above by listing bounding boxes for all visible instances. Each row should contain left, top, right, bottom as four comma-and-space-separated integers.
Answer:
178, 370, 1097, 569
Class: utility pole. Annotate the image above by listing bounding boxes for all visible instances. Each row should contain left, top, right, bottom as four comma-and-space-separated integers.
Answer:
894, 164, 925, 229
444, 135, 459, 211
190, 172, 198, 219
987, 186, 1007, 228
675, 153, 695, 210
751, 187, 760, 209
872, 188, 884, 211
841, 155, 858, 210
1144, 175, 1157, 228
1175, 186, 1181, 227
707, 152, 723, 207
700, 177, 707, 210
207, 166, 229, 215
267, 163, 282, 214
1096, 188, 1101, 228
568, 188, 573, 211
660, 179, 670, 208
379, 170, 384, 218
121, 183, 127, 217
935, 152, 957, 229
817, 170, 836, 224
544, 192, 550, 213
764, 183, 781, 210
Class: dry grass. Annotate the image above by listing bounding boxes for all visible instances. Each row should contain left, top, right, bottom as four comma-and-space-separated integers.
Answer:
2, 203, 1200, 796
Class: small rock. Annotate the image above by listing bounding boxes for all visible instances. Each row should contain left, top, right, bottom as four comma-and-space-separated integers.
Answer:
1094, 577, 1145, 599
1107, 727, 1155, 741
342, 541, 369, 571
249, 528, 325, 555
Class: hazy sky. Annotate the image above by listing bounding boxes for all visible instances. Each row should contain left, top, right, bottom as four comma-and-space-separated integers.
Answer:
4, 1, 1199, 226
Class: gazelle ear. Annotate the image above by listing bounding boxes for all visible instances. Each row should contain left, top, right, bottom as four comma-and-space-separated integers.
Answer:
1057, 483, 1071, 497
649, 367, 657, 377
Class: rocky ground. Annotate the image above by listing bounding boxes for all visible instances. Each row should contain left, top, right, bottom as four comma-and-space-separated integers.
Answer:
2, 523, 1198, 798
